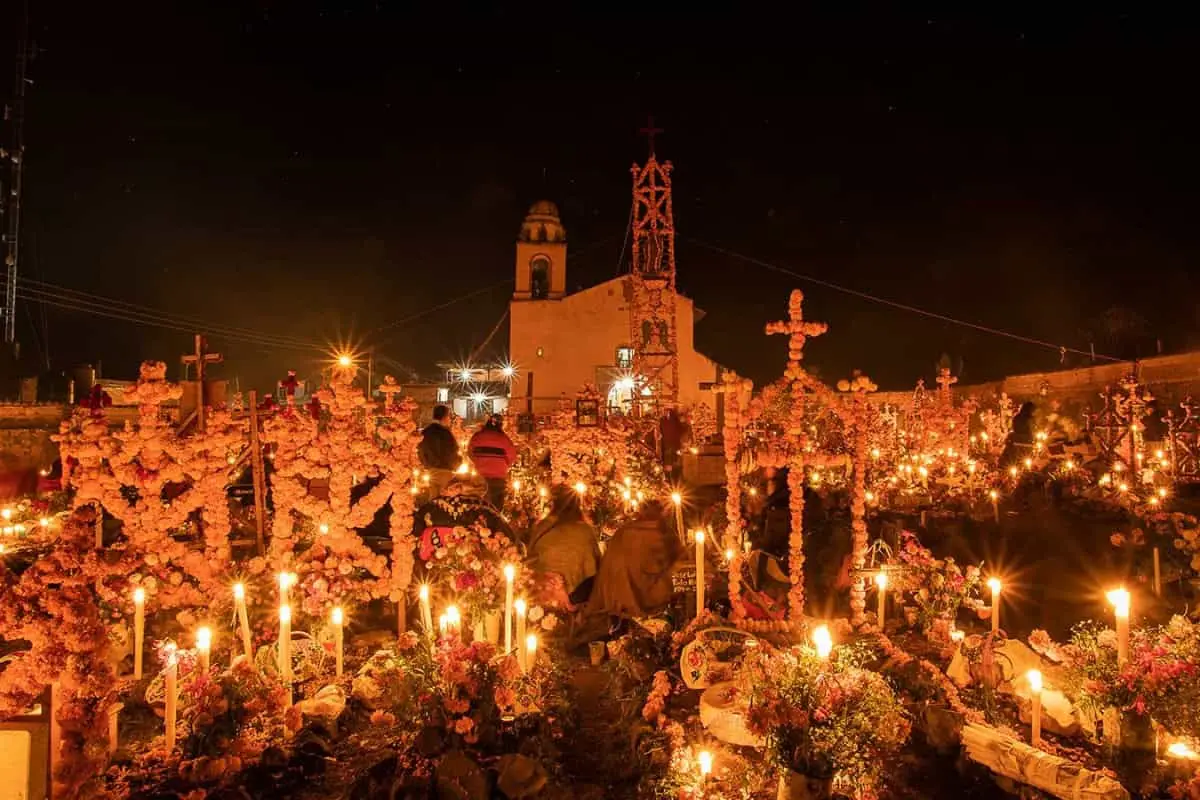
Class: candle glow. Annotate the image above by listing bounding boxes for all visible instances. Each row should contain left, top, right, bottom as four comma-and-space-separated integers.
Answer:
812, 624, 833, 659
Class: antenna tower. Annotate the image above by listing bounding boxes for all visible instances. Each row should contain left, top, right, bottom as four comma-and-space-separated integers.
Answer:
628, 117, 679, 413
2, 1, 32, 348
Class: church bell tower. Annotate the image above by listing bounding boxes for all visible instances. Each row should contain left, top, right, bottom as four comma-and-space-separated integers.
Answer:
513, 200, 567, 301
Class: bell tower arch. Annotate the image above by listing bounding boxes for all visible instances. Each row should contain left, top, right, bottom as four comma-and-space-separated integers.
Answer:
513, 200, 567, 301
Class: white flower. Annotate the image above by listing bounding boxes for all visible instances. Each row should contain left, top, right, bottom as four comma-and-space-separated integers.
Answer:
528, 606, 545, 622
541, 615, 558, 631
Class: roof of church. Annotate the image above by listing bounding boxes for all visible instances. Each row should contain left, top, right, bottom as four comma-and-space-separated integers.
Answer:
519, 200, 566, 243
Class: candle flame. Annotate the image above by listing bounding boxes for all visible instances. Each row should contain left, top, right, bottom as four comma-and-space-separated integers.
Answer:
670, 491, 682, 506
446, 605, 461, 626
331, 606, 344, 626
987, 577, 1002, 593
514, 597, 526, 616
525, 632, 538, 652
196, 626, 212, 651
233, 583, 245, 600
574, 482, 587, 495
1168, 742, 1199, 760
724, 548, 734, 561
695, 530, 705, 543
503, 563, 515, 582
1106, 587, 1131, 616
697, 750, 713, 776
1027, 669, 1043, 694
133, 586, 146, 604
419, 584, 430, 601
279, 605, 292, 623
812, 624, 833, 659
874, 572, 888, 589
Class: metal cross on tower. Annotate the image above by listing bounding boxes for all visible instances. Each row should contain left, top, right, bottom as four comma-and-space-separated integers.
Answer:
628, 120, 679, 414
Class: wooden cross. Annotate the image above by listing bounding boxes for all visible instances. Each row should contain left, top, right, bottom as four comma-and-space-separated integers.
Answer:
766, 290, 827, 364
181, 334, 222, 432
639, 115, 664, 156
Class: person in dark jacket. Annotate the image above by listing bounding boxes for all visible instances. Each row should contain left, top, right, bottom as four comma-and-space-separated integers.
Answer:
753, 466, 791, 561
1000, 401, 1036, 467
412, 475, 514, 566
419, 405, 462, 497
468, 414, 517, 509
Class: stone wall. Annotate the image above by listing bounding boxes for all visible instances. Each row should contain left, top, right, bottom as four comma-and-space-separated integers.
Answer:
869, 350, 1200, 412
0, 404, 140, 474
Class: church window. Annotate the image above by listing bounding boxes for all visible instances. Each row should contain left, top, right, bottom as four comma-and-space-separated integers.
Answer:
436, 387, 450, 403
616, 346, 634, 369
530, 256, 551, 299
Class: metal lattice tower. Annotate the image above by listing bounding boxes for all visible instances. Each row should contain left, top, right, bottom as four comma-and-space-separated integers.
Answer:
628, 117, 679, 413
2, 3, 32, 347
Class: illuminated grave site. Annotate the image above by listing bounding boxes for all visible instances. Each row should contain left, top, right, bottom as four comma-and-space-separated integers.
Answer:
2, 10, 1200, 799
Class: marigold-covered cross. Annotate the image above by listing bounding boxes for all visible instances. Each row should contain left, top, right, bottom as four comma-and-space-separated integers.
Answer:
766, 290, 828, 373
936, 367, 958, 398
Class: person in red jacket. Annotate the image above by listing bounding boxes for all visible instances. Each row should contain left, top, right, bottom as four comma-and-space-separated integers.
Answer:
468, 414, 516, 509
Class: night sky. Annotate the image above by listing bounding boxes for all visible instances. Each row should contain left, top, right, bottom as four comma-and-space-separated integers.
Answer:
4, 5, 1198, 393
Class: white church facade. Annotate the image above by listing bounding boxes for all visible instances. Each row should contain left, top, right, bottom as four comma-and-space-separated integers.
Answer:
507, 201, 722, 415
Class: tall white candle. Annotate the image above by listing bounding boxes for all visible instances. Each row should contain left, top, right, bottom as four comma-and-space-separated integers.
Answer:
514, 598, 527, 670
1028, 669, 1043, 747
331, 607, 344, 677
133, 587, 145, 679
524, 633, 538, 673
697, 750, 713, 785
875, 572, 888, 629
694, 530, 706, 614
812, 624, 833, 660
989, 490, 1000, 524
278, 572, 293, 608
278, 605, 292, 687
671, 492, 685, 540
988, 577, 1002, 634
233, 583, 253, 663
1108, 588, 1130, 665
195, 626, 212, 673
164, 643, 178, 751
1153, 548, 1162, 597
503, 564, 515, 654
419, 584, 433, 635
446, 605, 461, 638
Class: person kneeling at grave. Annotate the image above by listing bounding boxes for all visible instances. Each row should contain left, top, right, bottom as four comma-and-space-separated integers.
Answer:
525, 485, 602, 605
575, 500, 682, 643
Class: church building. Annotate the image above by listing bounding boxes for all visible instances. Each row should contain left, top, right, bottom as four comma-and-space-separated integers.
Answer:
507, 199, 722, 415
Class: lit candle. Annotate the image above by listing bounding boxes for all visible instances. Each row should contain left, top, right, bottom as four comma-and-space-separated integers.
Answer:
1107, 588, 1130, 665
697, 750, 713, 784
1028, 669, 1043, 747
133, 587, 146, 679
1153, 547, 1162, 597
988, 577, 1002, 634
446, 605, 461, 638
419, 584, 433, 636
195, 626, 212, 673
694, 530, 706, 615
514, 598, 527, 669
875, 572, 888, 629
671, 492, 685, 539
278, 572, 292, 607
989, 489, 999, 524
164, 643, 178, 751
812, 624, 833, 660
278, 604, 292, 686
503, 564, 515, 654
233, 583, 253, 663
524, 632, 538, 673
331, 606, 344, 677
438, 613, 448, 637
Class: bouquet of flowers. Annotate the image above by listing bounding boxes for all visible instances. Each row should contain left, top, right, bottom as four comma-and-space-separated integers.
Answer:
743, 645, 910, 788
1061, 616, 1200, 736
895, 531, 982, 632
422, 523, 523, 619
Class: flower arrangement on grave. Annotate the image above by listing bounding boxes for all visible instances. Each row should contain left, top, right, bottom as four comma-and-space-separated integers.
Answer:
894, 531, 983, 634
421, 523, 523, 620
742, 644, 910, 791
175, 656, 297, 781
1061, 616, 1200, 736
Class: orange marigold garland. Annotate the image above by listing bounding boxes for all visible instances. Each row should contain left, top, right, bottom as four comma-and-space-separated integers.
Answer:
765, 290, 827, 620
837, 372, 877, 627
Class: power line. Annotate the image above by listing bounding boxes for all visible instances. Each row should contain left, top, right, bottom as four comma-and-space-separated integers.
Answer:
682, 237, 1123, 364
467, 307, 509, 364
16, 275, 322, 350
369, 279, 513, 342
13, 287, 327, 353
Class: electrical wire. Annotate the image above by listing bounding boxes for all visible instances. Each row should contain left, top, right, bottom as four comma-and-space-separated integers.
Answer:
682, 237, 1123, 364
467, 307, 510, 364
12, 287, 327, 353
14, 275, 323, 350
368, 279, 513, 342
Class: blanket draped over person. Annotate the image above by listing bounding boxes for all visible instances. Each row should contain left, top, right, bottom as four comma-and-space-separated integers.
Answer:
526, 485, 601, 598
584, 501, 681, 620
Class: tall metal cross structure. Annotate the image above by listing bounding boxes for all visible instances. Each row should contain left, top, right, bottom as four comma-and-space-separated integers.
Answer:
639, 115, 664, 156
181, 334, 222, 432
628, 119, 679, 413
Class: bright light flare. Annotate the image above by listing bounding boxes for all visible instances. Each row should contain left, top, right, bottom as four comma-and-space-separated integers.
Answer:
811, 624, 833, 659
1027, 669, 1043, 694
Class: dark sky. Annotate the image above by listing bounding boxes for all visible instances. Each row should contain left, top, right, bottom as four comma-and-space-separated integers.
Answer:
4, 4, 1199, 392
